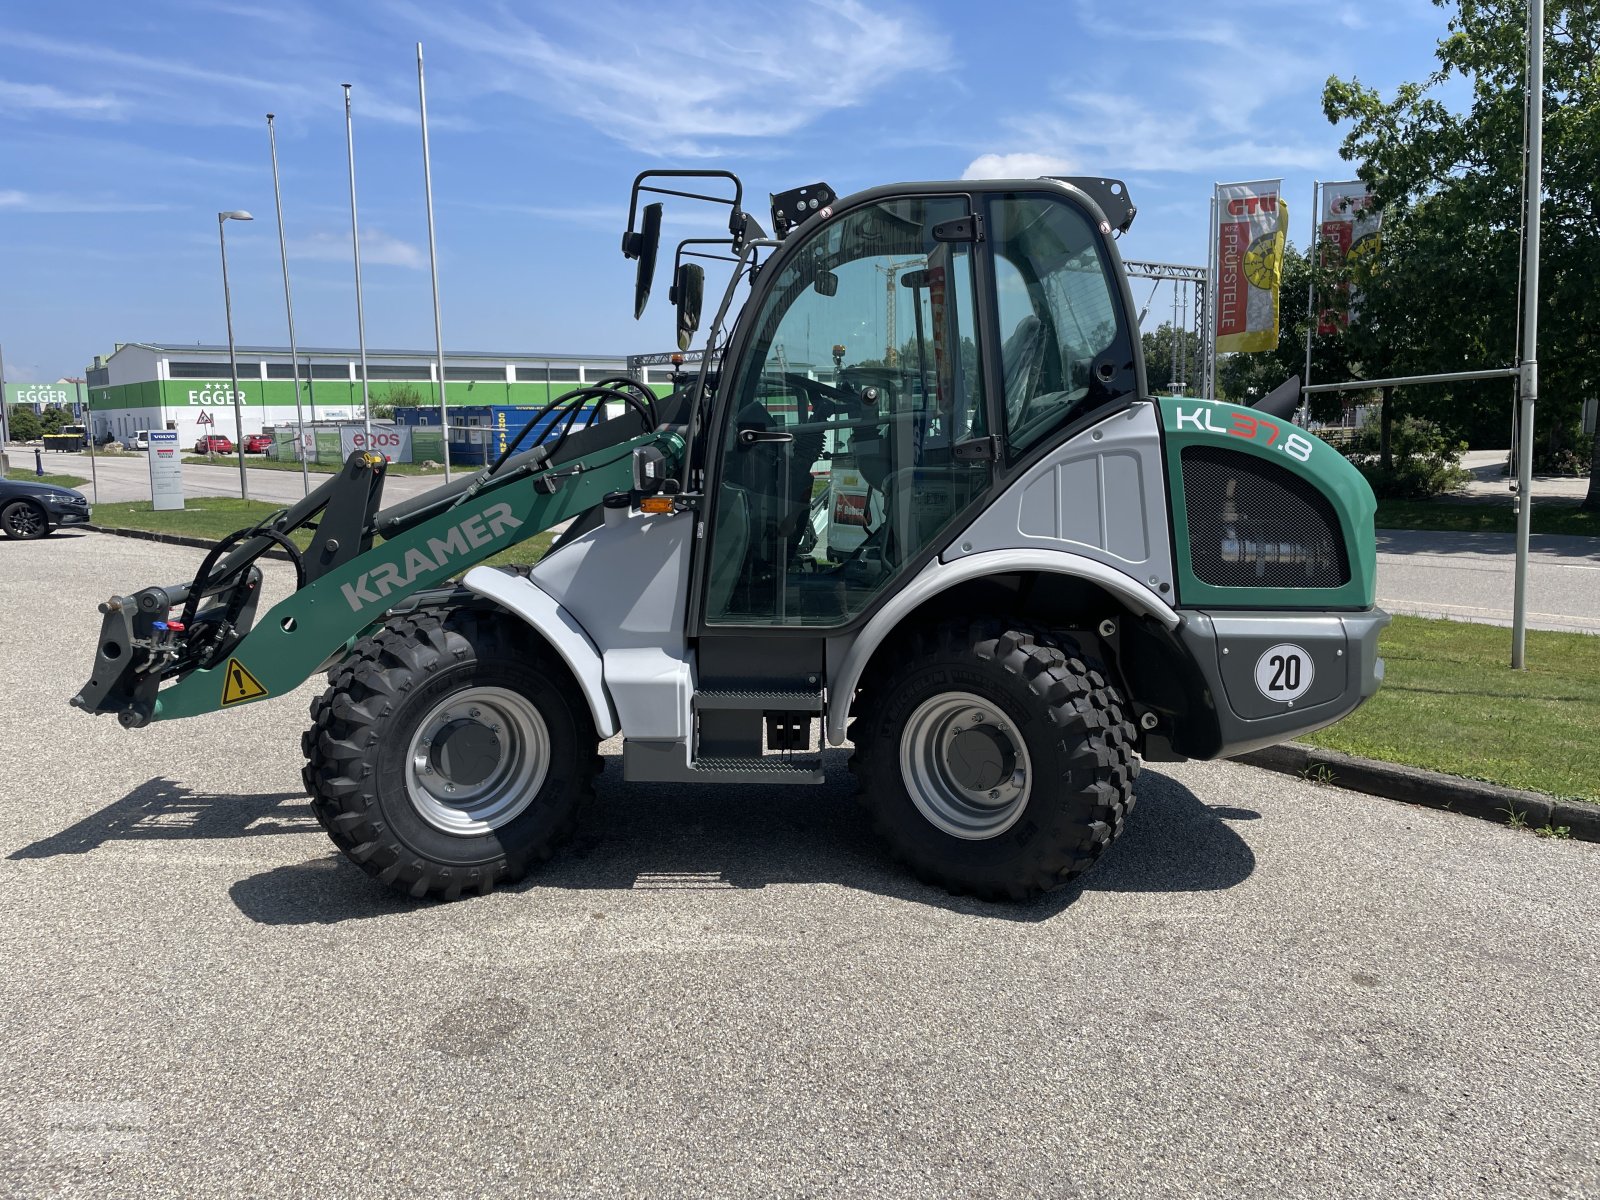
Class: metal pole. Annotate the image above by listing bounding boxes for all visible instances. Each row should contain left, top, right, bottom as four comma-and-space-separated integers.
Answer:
1512, 0, 1543, 670
343, 83, 372, 439
267, 114, 311, 496
74, 378, 97, 504
1303, 180, 1319, 423
218, 214, 250, 501
1303, 367, 1520, 394
1206, 192, 1218, 399
0, 343, 10, 478
417, 43, 453, 483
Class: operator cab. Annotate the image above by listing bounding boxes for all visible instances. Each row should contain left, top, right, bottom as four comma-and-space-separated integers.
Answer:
680, 179, 1144, 631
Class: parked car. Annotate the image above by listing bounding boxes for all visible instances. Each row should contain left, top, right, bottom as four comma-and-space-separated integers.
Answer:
123, 430, 150, 451
242, 433, 273, 454
194, 435, 234, 454
0, 477, 91, 540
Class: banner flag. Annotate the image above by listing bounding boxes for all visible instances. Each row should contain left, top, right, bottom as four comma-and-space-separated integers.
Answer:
1317, 181, 1381, 333
1215, 180, 1286, 354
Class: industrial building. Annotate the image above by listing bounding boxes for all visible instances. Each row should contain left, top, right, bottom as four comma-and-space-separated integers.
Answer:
83, 342, 673, 448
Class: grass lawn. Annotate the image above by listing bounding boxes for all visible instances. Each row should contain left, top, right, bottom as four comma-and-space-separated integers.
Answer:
1375, 498, 1599, 537
0, 472, 88, 488
181, 455, 450, 477
1303, 614, 1600, 802
91, 497, 555, 571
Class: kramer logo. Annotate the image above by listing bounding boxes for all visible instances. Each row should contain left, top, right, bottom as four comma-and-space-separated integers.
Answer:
340, 503, 523, 611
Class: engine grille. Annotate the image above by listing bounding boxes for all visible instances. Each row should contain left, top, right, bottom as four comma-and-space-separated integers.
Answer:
1180, 445, 1350, 590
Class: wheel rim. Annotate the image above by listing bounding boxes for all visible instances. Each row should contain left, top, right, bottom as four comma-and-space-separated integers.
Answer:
899, 691, 1032, 841
404, 686, 549, 836
7, 506, 42, 537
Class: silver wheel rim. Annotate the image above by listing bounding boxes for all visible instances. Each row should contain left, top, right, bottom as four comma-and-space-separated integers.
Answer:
404, 685, 549, 836
899, 691, 1032, 841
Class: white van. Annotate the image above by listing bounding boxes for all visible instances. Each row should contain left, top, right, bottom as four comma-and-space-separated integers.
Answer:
124, 430, 150, 451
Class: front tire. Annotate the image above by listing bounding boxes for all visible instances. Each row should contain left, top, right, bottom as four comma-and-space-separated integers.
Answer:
1, 500, 48, 540
851, 622, 1138, 901
302, 609, 597, 899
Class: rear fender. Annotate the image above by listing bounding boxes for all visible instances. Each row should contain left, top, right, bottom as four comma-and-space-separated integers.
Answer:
459, 566, 618, 738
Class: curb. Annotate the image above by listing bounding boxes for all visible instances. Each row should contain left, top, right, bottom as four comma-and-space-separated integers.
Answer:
1235, 743, 1600, 842
84, 524, 295, 561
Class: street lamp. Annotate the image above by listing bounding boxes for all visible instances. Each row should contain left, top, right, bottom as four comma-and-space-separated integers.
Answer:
218, 209, 253, 500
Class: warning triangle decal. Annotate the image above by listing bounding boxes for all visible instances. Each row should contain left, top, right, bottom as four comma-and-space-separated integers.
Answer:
220, 658, 269, 705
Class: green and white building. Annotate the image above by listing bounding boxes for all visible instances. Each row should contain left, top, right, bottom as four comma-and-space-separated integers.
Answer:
83, 343, 672, 446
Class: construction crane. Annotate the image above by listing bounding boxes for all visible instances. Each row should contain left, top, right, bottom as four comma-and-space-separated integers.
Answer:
876, 258, 924, 365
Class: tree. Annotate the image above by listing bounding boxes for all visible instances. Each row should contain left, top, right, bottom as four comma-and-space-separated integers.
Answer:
39, 406, 70, 435
1140, 321, 1202, 395
1321, 0, 1600, 508
7, 405, 41, 443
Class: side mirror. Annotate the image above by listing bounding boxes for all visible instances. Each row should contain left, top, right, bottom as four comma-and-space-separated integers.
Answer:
670, 262, 704, 351
813, 270, 838, 297
626, 202, 663, 319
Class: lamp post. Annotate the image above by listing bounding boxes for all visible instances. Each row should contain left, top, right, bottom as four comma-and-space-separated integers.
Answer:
266, 115, 311, 496
218, 209, 254, 500
66, 376, 96, 504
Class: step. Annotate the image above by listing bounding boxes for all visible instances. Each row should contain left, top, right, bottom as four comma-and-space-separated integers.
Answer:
691, 756, 824, 785
693, 689, 824, 713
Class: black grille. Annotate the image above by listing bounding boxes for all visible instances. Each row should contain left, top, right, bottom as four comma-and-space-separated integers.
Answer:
1180, 445, 1349, 590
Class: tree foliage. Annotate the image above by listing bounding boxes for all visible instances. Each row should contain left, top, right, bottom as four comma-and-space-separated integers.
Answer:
6, 405, 42, 443
1321, 0, 1598, 505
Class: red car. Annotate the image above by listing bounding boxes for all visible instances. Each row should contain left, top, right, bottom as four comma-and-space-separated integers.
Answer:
194, 434, 234, 454
243, 433, 273, 453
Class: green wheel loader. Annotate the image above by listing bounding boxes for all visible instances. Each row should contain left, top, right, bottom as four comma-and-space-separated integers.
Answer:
72, 172, 1387, 901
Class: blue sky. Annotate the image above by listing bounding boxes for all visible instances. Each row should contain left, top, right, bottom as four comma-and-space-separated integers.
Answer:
0, 0, 1459, 381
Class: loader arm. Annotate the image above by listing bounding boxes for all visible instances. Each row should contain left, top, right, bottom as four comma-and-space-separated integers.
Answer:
72, 429, 677, 727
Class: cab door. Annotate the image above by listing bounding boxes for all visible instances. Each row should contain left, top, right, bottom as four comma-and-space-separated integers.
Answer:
697, 193, 994, 638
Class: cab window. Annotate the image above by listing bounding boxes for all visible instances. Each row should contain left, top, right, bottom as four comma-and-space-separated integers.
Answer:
989, 194, 1133, 458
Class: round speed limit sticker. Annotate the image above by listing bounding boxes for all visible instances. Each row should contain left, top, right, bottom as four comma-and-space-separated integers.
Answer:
1254, 644, 1314, 703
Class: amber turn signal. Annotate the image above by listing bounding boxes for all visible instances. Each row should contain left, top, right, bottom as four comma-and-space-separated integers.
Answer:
639, 496, 674, 514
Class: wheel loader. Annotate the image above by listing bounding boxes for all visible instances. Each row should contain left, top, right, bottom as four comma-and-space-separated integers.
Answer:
72, 171, 1387, 901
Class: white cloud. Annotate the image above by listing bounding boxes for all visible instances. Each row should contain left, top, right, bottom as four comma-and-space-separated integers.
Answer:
294, 228, 425, 269
396, 0, 951, 155
0, 79, 124, 119
0, 189, 172, 214
961, 153, 1075, 181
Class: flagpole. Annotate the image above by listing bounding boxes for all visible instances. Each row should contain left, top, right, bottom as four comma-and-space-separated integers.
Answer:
1206, 189, 1219, 399
267, 114, 311, 496
1302, 180, 1319, 424
417, 43, 453, 484
1511, 0, 1543, 669
343, 83, 372, 439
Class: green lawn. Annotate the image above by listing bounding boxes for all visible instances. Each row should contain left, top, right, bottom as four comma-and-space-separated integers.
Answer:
181, 455, 451, 477
92, 497, 554, 571
1304, 615, 1600, 802
0, 472, 88, 488
1375, 498, 1599, 537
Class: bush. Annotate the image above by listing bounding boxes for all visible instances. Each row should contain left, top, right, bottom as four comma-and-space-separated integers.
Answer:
1343, 415, 1470, 499
6, 405, 42, 443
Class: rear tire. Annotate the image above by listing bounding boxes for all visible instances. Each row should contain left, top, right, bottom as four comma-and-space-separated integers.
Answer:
302, 608, 597, 900
850, 621, 1138, 901
1, 500, 48, 540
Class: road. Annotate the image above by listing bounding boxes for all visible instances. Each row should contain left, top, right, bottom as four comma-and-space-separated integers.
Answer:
2, 534, 1597, 1198
1377, 529, 1600, 634
30, 449, 452, 507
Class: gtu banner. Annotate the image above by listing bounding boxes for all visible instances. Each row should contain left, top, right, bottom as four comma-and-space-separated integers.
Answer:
1214, 180, 1286, 354
1317, 181, 1381, 334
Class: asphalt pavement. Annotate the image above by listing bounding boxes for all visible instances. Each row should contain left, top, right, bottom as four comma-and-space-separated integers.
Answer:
2, 533, 1597, 1198
23, 449, 452, 507
1377, 529, 1600, 634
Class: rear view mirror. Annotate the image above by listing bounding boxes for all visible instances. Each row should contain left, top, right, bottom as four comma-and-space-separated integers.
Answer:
627, 202, 663, 319
671, 262, 704, 351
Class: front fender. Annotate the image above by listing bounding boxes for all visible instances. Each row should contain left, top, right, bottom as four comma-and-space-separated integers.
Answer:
460, 567, 618, 738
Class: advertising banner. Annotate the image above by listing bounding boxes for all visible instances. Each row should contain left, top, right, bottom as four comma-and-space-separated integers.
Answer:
1317, 181, 1381, 334
4, 382, 74, 410
1214, 180, 1286, 354
147, 431, 184, 512
338, 425, 412, 463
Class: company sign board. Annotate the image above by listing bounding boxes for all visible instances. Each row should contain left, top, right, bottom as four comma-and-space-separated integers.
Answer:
147, 431, 184, 511
5, 382, 75, 411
